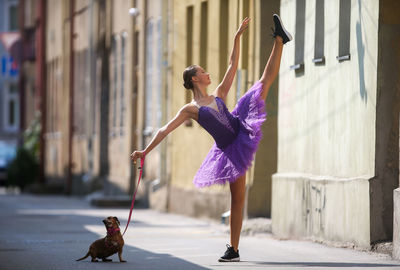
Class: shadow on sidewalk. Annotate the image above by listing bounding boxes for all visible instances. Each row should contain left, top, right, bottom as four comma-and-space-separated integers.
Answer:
0, 194, 211, 270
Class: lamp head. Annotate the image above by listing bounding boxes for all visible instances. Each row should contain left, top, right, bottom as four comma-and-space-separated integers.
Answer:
129, 8, 140, 17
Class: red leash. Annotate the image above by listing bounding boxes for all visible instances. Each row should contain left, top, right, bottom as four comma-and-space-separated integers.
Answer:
122, 155, 145, 236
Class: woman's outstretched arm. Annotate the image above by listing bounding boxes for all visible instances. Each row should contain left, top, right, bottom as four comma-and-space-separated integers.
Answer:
130, 104, 193, 164
214, 17, 250, 101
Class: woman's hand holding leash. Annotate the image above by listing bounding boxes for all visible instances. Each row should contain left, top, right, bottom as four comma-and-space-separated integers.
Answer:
124, 150, 146, 236
130, 150, 145, 168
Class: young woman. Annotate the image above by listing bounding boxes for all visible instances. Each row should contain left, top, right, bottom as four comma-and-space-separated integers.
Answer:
131, 14, 292, 262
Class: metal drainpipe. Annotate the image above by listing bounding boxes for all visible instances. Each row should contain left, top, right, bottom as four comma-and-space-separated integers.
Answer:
141, 0, 147, 152
139, 0, 147, 179
87, 0, 94, 179
161, 0, 169, 210
67, 0, 75, 194
129, 0, 137, 195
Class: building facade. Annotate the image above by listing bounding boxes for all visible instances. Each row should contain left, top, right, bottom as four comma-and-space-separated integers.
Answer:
272, 0, 400, 249
27, 0, 171, 199
41, 0, 140, 195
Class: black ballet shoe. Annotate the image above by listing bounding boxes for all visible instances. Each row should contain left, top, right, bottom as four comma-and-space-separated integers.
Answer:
272, 14, 293, 44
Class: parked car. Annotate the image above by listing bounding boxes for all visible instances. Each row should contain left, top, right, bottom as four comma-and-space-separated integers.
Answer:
0, 141, 17, 186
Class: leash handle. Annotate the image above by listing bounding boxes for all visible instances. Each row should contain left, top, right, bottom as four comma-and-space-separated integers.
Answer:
122, 154, 145, 236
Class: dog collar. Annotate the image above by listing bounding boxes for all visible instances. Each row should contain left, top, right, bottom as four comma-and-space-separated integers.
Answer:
107, 227, 120, 235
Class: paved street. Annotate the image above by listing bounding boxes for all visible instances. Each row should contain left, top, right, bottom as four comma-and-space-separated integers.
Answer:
0, 192, 399, 270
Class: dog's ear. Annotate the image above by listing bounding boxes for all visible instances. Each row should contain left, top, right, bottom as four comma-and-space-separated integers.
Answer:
114, 216, 120, 226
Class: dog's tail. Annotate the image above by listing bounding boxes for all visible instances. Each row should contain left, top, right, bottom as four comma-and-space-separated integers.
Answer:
76, 251, 90, 261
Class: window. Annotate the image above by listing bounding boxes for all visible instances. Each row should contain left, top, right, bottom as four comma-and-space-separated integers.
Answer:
241, 0, 250, 70
8, 3, 18, 31
313, 0, 325, 64
337, 0, 351, 61
219, 0, 229, 81
156, 20, 162, 128
134, 31, 139, 68
9, 82, 18, 93
133, 30, 139, 96
8, 84, 19, 129
186, 6, 194, 104
54, 59, 59, 133
120, 32, 127, 134
291, 0, 306, 72
199, 1, 208, 69
3, 83, 19, 132
111, 36, 118, 133
185, 6, 194, 127
47, 60, 53, 133
145, 21, 153, 133
74, 50, 89, 136
8, 100, 15, 126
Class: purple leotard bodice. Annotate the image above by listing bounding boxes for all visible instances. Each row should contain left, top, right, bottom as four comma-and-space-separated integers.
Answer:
196, 97, 240, 150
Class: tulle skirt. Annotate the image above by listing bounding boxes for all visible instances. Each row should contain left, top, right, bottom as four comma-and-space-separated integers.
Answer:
193, 81, 266, 188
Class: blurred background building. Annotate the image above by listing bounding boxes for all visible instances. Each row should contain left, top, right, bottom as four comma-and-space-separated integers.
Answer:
0, 0, 19, 143
2, 0, 400, 259
0, 0, 20, 184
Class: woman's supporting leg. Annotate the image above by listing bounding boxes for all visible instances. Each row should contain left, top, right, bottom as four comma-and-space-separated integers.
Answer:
259, 36, 284, 101
229, 174, 246, 252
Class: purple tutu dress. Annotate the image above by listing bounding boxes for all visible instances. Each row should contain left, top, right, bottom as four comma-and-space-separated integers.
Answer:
193, 81, 266, 188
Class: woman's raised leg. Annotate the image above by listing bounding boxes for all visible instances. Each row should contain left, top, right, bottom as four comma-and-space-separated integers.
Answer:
259, 36, 284, 101
259, 14, 292, 101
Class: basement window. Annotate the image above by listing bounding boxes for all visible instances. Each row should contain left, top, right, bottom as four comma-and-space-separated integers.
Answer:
313, 0, 325, 64
337, 0, 351, 62
290, 0, 306, 72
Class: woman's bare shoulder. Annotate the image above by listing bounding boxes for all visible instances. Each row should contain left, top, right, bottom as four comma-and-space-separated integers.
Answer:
180, 103, 199, 120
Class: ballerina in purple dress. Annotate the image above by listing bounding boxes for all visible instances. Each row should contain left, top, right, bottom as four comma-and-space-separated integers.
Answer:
131, 14, 292, 262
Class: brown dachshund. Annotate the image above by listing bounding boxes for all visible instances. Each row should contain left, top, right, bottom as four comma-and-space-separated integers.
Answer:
76, 216, 126, 262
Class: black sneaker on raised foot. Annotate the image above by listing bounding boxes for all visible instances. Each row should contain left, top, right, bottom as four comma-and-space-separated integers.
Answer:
218, 244, 240, 262
272, 14, 293, 44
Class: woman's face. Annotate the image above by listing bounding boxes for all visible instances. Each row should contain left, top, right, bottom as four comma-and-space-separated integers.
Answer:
194, 66, 211, 86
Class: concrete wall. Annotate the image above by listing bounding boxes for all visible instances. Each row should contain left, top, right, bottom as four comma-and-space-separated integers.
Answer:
372, 0, 400, 244
272, 0, 379, 248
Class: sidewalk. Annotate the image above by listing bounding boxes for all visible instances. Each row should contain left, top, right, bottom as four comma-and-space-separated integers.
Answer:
0, 192, 399, 270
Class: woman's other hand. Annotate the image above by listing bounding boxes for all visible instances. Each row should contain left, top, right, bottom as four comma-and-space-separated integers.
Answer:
236, 17, 250, 36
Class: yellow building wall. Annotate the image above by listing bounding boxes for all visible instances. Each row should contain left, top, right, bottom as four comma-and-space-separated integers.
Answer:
168, 0, 277, 219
